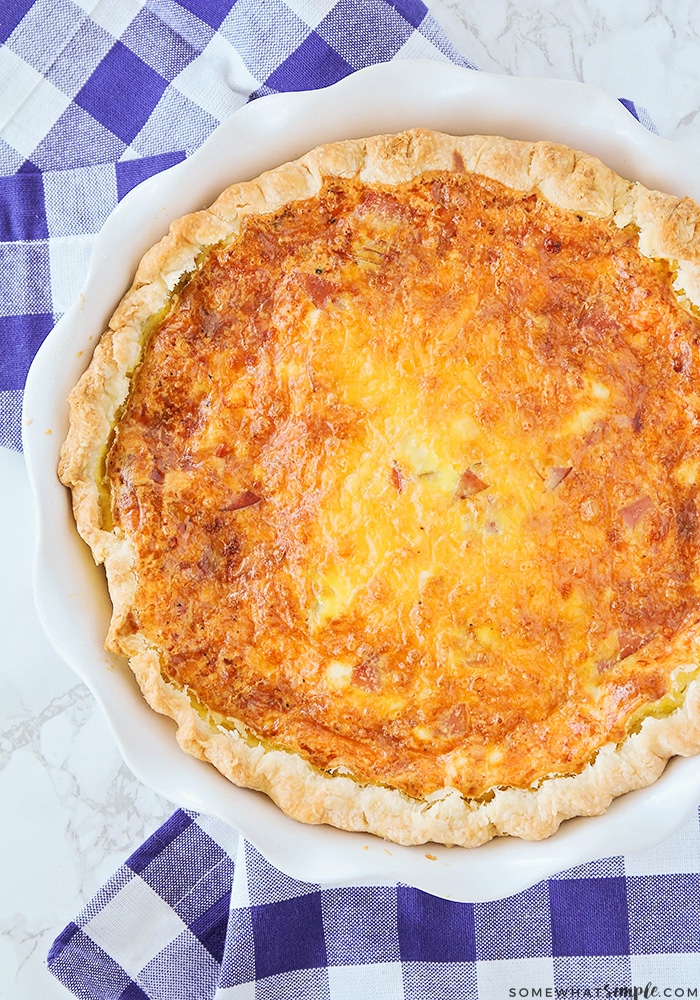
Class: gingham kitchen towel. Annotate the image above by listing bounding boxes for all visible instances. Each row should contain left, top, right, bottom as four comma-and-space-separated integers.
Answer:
47, 808, 700, 999
2, 2, 688, 998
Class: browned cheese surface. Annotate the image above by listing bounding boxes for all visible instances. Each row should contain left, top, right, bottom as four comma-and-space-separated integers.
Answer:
106, 171, 700, 799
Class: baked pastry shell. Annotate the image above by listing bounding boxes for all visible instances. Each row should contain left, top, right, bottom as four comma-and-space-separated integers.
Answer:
23, 61, 700, 902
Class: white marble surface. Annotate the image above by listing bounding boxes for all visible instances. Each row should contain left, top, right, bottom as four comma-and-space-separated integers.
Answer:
2, 3, 700, 997
429, 0, 700, 150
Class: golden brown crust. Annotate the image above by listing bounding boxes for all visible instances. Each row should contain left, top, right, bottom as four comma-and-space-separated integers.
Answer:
59, 129, 700, 846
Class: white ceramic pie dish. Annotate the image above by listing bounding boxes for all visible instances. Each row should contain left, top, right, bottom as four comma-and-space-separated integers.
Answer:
23, 60, 700, 902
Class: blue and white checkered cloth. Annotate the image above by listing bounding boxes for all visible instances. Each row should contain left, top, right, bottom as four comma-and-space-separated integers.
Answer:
2, 2, 697, 997
47, 808, 700, 998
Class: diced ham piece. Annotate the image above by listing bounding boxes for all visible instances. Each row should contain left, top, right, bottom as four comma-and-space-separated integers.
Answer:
225, 490, 262, 511
301, 272, 338, 308
544, 466, 572, 491
620, 495, 653, 528
352, 658, 381, 692
391, 463, 404, 493
617, 629, 651, 659
456, 469, 489, 498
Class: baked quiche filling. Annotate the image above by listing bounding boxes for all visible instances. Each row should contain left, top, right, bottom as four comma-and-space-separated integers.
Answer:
60, 130, 700, 844
105, 167, 700, 801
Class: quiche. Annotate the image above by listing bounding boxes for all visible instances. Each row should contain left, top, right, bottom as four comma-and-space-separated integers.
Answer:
59, 129, 700, 847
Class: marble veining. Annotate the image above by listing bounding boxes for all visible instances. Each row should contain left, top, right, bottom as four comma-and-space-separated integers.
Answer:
428, 0, 700, 148
0, 450, 173, 998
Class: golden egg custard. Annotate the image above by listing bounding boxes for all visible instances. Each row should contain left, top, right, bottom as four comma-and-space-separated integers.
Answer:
59, 129, 700, 846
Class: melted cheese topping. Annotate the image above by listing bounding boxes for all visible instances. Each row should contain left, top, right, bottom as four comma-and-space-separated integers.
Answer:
107, 172, 700, 799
